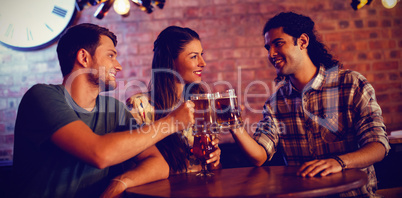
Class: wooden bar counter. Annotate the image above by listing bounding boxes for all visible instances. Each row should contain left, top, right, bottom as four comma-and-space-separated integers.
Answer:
125, 166, 368, 197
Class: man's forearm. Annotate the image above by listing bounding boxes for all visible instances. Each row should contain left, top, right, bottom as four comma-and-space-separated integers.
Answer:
114, 148, 169, 188
100, 146, 169, 198
339, 142, 386, 169
231, 127, 268, 166
95, 116, 180, 168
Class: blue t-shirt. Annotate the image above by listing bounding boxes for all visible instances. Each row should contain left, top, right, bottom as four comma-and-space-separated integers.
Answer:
13, 84, 134, 198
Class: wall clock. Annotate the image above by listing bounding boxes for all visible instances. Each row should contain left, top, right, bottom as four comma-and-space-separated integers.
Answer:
0, 0, 76, 51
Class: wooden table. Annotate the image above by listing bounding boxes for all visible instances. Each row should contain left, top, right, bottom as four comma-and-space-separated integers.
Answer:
388, 136, 402, 145
125, 166, 368, 197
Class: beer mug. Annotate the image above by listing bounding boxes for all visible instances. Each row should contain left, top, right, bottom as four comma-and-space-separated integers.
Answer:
214, 89, 243, 129
190, 93, 218, 177
190, 93, 217, 132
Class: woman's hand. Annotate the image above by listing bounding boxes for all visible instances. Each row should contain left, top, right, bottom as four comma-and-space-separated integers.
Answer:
206, 137, 221, 168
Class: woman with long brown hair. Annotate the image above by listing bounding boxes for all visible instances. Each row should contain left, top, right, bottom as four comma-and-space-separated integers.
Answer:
127, 26, 221, 174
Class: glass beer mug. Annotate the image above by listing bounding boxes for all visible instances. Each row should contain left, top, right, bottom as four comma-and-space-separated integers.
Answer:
190, 93, 217, 176
214, 89, 243, 129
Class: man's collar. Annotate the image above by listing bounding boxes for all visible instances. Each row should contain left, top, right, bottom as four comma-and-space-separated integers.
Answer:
287, 66, 326, 95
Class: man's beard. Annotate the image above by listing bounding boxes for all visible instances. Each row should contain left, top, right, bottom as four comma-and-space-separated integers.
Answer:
88, 72, 116, 92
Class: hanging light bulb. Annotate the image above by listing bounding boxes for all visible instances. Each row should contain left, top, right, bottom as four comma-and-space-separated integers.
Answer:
114, 0, 130, 16
382, 0, 398, 8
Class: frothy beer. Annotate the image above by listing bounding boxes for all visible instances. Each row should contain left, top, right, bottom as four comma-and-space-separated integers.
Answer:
193, 98, 213, 131
215, 96, 242, 127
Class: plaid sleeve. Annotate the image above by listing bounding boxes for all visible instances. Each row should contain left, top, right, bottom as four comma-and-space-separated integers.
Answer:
253, 99, 280, 161
351, 72, 391, 155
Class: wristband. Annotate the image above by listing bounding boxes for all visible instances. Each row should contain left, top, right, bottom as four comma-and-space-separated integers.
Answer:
330, 156, 346, 171
112, 178, 128, 189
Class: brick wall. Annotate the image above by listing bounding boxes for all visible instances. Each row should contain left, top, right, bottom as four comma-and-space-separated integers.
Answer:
0, 0, 401, 164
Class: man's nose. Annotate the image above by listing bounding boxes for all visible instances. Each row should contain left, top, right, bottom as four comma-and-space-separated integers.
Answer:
115, 61, 123, 71
269, 48, 277, 58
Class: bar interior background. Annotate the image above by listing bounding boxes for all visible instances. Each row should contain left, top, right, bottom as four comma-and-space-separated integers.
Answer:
0, 0, 401, 186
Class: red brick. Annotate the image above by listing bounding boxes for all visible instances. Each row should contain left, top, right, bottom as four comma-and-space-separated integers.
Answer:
168, 0, 200, 7
138, 43, 153, 55
234, 36, 263, 47
337, 52, 356, 62
392, 29, 402, 38
346, 63, 371, 72
203, 38, 234, 49
306, 1, 332, 12
369, 40, 397, 50
324, 31, 354, 42
240, 70, 255, 81
199, 6, 216, 17
207, 60, 235, 72
125, 32, 154, 43
184, 7, 200, 18
368, 20, 379, 28
153, 8, 184, 20
353, 30, 381, 40
340, 41, 368, 51
237, 59, 267, 70
373, 61, 399, 70
203, 49, 222, 61
387, 50, 401, 59
376, 93, 390, 103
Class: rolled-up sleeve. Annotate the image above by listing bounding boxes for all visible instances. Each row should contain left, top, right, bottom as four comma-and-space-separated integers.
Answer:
253, 101, 280, 161
352, 72, 391, 155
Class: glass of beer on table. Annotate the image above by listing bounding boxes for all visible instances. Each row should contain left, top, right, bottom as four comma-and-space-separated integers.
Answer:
192, 129, 218, 176
190, 93, 218, 176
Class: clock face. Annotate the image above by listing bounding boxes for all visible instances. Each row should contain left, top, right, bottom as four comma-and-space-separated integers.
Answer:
0, 0, 76, 50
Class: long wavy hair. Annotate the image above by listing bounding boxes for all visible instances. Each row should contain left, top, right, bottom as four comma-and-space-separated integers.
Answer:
149, 26, 204, 173
263, 12, 341, 81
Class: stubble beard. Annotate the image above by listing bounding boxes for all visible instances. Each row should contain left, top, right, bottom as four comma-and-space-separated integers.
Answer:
88, 69, 116, 92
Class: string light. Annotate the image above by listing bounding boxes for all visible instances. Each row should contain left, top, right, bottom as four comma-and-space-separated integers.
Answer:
382, 0, 399, 9
76, 0, 165, 19
114, 0, 130, 16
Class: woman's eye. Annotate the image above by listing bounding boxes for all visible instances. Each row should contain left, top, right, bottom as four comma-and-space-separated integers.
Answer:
191, 55, 197, 59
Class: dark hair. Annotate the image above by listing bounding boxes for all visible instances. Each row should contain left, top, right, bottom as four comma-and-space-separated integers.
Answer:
263, 12, 340, 70
56, 23, 117, 77
150, 26, 203, 173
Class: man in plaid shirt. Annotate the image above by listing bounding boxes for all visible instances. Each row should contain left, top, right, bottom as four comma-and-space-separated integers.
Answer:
231, 12, 390, 197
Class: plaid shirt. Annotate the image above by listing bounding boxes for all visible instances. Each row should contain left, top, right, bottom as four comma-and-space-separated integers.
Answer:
254, 66, 390, 197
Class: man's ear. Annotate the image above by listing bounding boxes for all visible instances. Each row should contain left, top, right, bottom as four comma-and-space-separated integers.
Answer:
76, 49, 91, 68
298, 33, 309, 50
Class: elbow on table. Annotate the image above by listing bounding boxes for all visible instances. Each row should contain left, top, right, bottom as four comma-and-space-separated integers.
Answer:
253, 160, 265, 167
161, 160, 170, 180
250, 153, 268, 167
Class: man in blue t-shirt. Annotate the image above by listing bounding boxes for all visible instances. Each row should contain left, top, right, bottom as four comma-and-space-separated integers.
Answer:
13, 23, 196, 198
